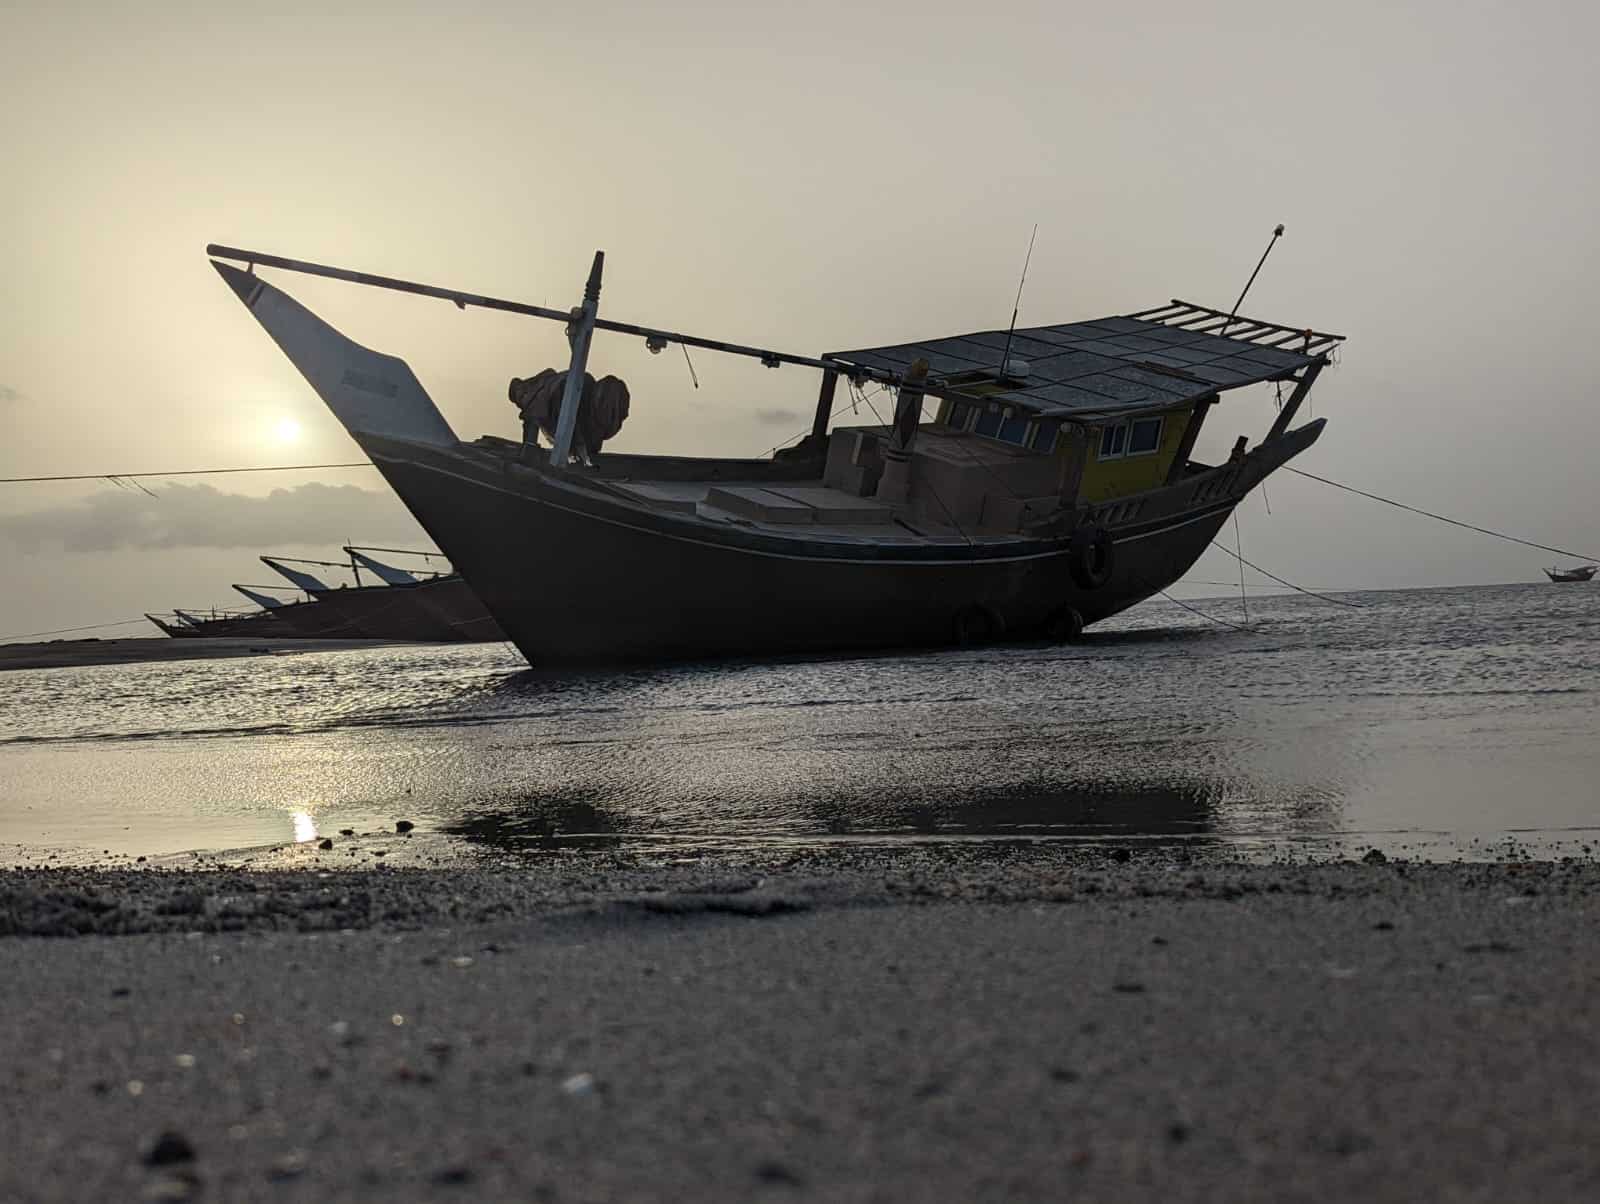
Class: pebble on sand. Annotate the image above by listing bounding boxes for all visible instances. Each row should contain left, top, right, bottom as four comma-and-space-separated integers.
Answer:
395, 820, 415, 834
142, 1130, 196, 1167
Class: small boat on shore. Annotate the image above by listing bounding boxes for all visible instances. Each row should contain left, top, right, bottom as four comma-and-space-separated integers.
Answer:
1544, 565, 1597, 583
209, 242, 1344, 666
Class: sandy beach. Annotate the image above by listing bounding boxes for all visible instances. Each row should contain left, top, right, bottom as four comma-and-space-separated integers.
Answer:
3, 848, 1597, 1202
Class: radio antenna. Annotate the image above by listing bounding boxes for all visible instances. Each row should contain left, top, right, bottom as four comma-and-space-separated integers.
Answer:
1222, 223, 1285, 336
998, 224, 1038, 380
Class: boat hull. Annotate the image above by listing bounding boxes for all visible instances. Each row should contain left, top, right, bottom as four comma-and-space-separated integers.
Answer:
152, 612, 289, 639
408, 576, 507, 642
349, 431, 1316, 666
305, 583, 462, 642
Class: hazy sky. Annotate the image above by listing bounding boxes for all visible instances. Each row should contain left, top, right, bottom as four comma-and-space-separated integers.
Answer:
5, 0, 1599, 638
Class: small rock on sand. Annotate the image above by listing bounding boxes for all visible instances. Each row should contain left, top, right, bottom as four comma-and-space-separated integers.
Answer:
142, 1131, 196, 1167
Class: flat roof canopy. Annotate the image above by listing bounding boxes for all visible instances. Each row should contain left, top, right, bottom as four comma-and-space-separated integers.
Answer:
828, 299, 1345, 423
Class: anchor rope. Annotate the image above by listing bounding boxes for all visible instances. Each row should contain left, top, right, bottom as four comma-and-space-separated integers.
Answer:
2, 462, 374, 484
1285, 467, 1599, 564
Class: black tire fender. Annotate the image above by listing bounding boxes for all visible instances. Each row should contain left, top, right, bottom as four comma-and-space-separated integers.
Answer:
953, 605, 1005, 646
1069, 524, 1115, 590
1044, 606, 1084, 642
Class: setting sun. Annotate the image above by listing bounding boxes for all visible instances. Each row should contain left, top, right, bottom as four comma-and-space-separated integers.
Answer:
273, 417, 302, 444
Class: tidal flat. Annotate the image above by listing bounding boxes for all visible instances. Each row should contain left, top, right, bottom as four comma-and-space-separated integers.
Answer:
4, 583, 1598, 1199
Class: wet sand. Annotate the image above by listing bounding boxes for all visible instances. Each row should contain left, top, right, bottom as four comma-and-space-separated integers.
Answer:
0, 637, 407, 672
3, 849, 1598, 1201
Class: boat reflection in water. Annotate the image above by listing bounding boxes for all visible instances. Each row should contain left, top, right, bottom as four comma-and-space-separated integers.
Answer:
10, 586, 1596, 864
436, 774, 1343, 858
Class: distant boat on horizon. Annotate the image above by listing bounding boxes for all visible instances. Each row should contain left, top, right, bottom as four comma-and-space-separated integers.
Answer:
1544, 565, 1597, 583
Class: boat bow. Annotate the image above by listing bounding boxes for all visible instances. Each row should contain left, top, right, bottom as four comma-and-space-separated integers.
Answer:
212, 260, 457, 448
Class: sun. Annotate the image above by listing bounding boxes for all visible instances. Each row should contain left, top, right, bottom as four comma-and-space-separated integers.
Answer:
274, 417, 303, 444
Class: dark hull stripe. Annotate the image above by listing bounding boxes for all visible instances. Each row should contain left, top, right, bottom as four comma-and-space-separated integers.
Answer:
367, 449, 1241, 568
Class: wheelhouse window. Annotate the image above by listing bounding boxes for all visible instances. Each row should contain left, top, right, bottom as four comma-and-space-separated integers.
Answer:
1098, 423, 1128, 459
1127, 416, 1163, 455
1098, 416, 1164, 460
946, 401, 975, 432
998, 411, 1030, 444
955, 401, 1058, 453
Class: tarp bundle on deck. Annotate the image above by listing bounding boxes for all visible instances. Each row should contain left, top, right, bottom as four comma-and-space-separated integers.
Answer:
509, 369, 630, 456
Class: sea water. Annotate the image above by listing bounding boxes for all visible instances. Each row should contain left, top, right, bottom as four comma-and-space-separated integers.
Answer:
2, 583, 1596, 864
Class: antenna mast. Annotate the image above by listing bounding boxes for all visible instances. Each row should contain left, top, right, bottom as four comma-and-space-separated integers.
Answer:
1222, 223, 1285, 336
998, 224, 1038, 380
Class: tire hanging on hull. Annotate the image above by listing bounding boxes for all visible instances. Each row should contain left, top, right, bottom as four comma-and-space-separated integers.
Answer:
953, 605, 1006, 647
1069, 524, 1115, 590
1044, 606, 1084, 642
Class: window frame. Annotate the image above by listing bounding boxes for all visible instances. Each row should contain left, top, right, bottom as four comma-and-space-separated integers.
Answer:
1098, 422, 1129, 460
1098, 415, 1165, 461
1126, 416, 1164, 458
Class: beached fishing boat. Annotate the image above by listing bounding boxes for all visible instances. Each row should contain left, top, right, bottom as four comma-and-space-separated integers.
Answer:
344, 548, 507, 641
1544, 565, 1597, 583
230, 577, 376, 639
145, 612, 200, 638
260, 553, 504, 641
209, 243, 1344, 666
145, 607, 285, 639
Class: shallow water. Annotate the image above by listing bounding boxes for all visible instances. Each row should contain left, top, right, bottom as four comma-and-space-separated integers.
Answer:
2, 583, 1597, 864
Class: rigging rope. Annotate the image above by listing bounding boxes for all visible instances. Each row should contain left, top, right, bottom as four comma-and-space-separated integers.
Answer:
1233, 512, 1249, 627
1206, 542, 1365, 608
1286, 467, 1599, 564
1148, 583, 1255, 633
1, 617, 156, 642
2, 462, 374, 484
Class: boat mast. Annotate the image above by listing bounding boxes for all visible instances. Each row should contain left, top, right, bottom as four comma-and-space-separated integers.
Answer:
551, 252, 603, 467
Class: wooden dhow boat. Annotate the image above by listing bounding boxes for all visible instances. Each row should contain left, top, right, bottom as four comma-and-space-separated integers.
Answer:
1544, 565, 1597, 583
209, 243, 1344, 666
259, 554, 500, 642
145, 607, 285, 639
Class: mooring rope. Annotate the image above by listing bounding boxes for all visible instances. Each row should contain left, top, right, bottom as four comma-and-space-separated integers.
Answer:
1, 462, 374, 484
1207, 541, 1365, 608
1, 617, 156, 641
1286, 467, 1598, 564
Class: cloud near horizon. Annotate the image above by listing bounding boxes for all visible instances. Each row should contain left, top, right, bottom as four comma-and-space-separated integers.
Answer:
752, 407, 802, 426
0, 481, 425, 554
